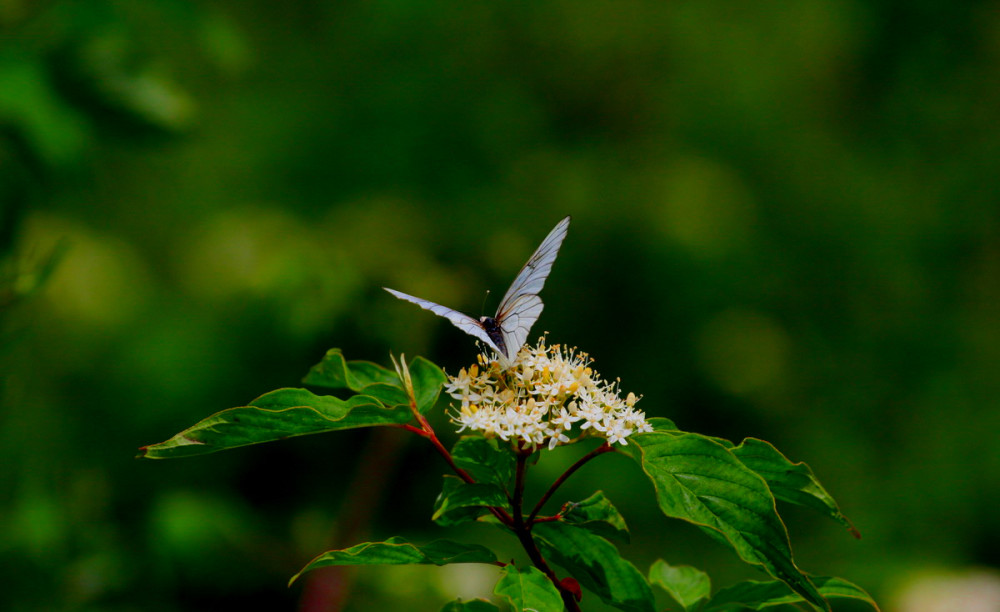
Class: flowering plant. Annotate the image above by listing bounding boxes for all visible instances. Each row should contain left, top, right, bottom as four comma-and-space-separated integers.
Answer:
140, 339, 877, 612
447, 338, 652, 450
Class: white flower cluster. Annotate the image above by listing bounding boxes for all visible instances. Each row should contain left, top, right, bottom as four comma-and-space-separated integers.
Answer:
444, 338, 652, 451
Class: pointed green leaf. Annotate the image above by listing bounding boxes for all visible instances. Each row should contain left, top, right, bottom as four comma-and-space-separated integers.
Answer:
290, 537, 498, 585
303, 348, 400, 390
706, 576, 879, 611
138, 389, 411, 459
621, 431, 828, 611
408, 356, 448, 413
494, 565, 564, 612
534, 522, 654, 612
648, 560, 710, 611
303, 349, 446, 413
452, 436, 515, 487
433, 475, 509, 526
730, 438, 859, 537
560, 491, 630, 544
440, 599, 501, 612
351, 382, 409, 409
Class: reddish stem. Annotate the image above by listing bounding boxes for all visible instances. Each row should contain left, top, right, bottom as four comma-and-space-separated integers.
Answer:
527, 442, 613, 526
510, 449, 582, 612
402, 379, 580, 609
398, 401, 514, 525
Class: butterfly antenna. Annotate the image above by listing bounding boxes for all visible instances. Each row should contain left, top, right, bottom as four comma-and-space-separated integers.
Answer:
480, 289, 492, 317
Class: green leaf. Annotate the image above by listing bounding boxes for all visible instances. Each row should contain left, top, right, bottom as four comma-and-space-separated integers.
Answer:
809, 577, 880, 610
302, 350, 409, 407
409, 356, 448, 413
534, 522, 654, 612
440, 599, 501, 612
560, 491, 630, 544
452, 436, 515, 487
648, 560, 710, 611
303, 348, 400, 390
729, 438, 859, 537
351, 382, 409, 409
138, 389, 410, 459
705, 576, 879, 611
290, 537, 498, 585
621, 431, 828, 611
647, 417, 680, 432
303, 349, 446, 413
433, 475, 509, 527
494, 565, 565, 612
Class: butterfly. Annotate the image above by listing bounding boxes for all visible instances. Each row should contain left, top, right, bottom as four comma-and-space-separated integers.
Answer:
384, 216, 570, 364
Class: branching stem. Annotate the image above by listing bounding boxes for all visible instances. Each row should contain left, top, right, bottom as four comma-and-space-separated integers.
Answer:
527, 442, 613, 526
401, 371, 586, 610
511, 448, 581, 612
400, 403, 513, 524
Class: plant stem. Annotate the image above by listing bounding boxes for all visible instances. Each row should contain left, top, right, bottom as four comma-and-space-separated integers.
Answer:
403, 383, 577, 609
401, 391, 479, 484
527, 442, 613, 526
398, 413, 514, 525
512, 449, 582, 612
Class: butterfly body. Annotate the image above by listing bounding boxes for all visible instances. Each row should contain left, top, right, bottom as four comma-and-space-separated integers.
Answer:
479, 316, 507, 357
385, 216, 570, 364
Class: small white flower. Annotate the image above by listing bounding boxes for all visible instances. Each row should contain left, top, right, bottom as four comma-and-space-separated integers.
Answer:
445, 337, 650, 450
549, 405, 581, 431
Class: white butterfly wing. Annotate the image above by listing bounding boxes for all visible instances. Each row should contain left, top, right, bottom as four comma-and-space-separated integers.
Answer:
497, 216, 571, 308
383, 288, 504, 355
494, 216, 571, 358
497, 294, 543, 361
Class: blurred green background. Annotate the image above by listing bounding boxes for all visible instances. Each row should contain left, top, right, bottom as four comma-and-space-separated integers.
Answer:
3, 1, 999, 610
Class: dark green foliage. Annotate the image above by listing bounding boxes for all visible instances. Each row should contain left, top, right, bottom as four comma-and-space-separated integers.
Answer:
1, 0, 993, 609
